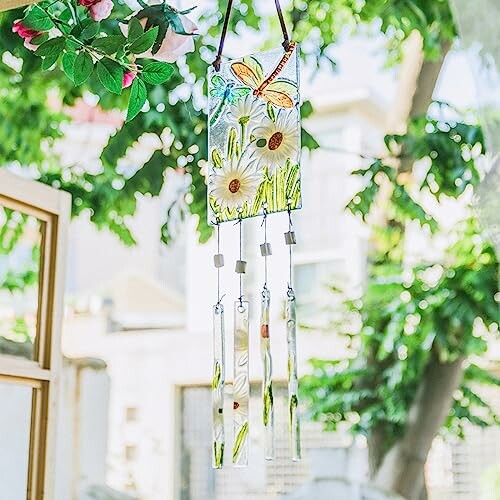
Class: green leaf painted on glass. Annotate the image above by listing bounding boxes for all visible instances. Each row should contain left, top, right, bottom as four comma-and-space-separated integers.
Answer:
263, 384, 274, 426
35, 37, 65, 58
213, 442, 224, 468
141, 61, 174, 85
266, 102, 276, 122
62, 52, 77, 81
73, 52, 94, 86
22, 5, 54, 31
232, 421, 248, 462
127, 17, 144, 42
211, 148, 223, 168
92, 35, 126, 54
227, 127, 237, 160
81, 21, 101, 40
212, 361, 221, 390
97, 59, 124, 95
129, 27, 159, 54
126, 78, 147, 122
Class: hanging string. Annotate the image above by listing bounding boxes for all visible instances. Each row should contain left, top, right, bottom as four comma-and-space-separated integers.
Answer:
287, 205, 294, 293
238, 217, 243, 305
262, 209, 269, 289
217, 222, 221, 304
212, 0, 291, 71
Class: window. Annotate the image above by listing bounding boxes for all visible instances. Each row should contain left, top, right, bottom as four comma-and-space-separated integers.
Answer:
0, 170, 70, 499
294, 259, 347, 325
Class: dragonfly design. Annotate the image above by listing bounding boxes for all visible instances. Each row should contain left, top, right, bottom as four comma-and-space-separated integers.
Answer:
209, 75, 251, 127
231, 42, 298, 109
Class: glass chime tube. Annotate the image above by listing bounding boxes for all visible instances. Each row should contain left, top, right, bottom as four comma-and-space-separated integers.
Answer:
233, 300, 250, 466
212, 303, 225, 468
286, 289, 301, 461
261, 287, 274, 459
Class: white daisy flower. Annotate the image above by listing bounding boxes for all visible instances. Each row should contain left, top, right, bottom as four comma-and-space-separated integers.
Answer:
209, 156, 262, 212
251, 109, 300, 175
227, 94, 265, 132
233, 373, 249, 420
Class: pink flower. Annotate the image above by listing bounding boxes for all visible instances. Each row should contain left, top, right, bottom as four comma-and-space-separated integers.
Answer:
120, 13, 197, 63
12, 20, 44, 51
78, 0, 97, 6
122, 63, 137, 88
88, 0, 114, 21
152, 16, 197, 63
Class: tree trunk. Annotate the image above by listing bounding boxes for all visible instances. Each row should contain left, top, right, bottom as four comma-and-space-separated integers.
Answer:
367, 424, 389, 478
373, 354, 464, 499
365, 37, 454, 497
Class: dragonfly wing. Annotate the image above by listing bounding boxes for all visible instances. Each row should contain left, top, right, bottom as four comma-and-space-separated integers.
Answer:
266, 79, 298, 100
231, 62, 261, 88
210, 87, 225, 98
227, 87, 251, 103
242, 56, 265, 81
211, 74, 226, 90
261, 90, 295, 108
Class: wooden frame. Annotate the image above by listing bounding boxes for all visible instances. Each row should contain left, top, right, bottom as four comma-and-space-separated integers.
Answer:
0, 169, 70, 500
0, 0, 38, 12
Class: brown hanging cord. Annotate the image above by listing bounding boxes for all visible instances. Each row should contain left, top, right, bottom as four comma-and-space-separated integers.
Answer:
212, 0, 291, 72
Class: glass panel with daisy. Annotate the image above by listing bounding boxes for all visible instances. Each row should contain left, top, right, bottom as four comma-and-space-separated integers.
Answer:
207, 44, 301, 223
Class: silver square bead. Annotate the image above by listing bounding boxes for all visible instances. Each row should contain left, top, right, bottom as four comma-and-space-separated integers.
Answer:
235, 260, 247, 274
214, 254, 224, 268
260, 242, 272, 256
284, 231, 297, 245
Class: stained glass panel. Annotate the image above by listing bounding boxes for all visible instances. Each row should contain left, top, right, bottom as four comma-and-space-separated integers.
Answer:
207, 44, 302, 224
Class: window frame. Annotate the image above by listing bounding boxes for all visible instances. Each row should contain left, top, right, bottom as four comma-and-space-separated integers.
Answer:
0, 170, 70, 500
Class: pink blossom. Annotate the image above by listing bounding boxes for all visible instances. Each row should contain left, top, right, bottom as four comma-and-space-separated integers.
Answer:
12, 20, 44, 52
78, 0, 97, 6
122, 63, 137, 88
152, 16, 197, 63
88, 0, 114, 21
120, 14, 197, 63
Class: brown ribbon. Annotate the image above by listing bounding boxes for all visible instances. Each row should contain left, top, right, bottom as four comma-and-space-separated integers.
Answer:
212, 0, 291, 72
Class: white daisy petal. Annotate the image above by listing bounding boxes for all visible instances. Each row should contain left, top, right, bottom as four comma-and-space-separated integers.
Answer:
209, 155, 263, 212
250, 108, 300, 175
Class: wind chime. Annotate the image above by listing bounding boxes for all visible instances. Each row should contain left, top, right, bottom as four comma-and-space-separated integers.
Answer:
208, 0, 302, 468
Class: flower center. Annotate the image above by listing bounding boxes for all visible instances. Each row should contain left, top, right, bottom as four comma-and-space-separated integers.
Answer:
228, 178, 241, 193
268, 132, 283, 150
233, 401, 240, 410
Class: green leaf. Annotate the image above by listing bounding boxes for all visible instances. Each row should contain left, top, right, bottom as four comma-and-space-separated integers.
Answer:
73, 52, 94, 86
22, 5, 54, 31
97, 59, 124, 95
129, 27, 159, 54
41, 53, 59, 70
62, 52, 77, 81
232, 422, 249, 462
141, 61, 174, 84
30, 33, 49, 46
35, 37, 65, 58
266, 102, 276, 122
81, 21, 101, 40
301, 100, 314, 119
126, 78, 147, 122
92, 35, 126, 54
127, 17, 144, 42
301, 127, 320, 151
